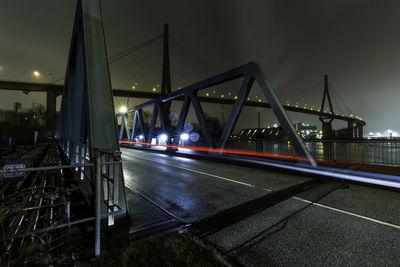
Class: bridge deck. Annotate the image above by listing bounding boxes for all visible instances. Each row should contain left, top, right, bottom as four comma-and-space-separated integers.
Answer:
122, 148, 400, 266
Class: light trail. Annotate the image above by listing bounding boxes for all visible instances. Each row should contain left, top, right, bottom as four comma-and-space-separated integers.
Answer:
119, 140, 400, 189
119, 140, 308, 162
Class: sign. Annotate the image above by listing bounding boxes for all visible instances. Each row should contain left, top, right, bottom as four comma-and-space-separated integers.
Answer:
2, 160, 25, 180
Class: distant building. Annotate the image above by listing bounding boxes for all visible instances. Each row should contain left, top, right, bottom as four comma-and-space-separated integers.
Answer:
294, 122, 318, 139
0, 102, 46, 125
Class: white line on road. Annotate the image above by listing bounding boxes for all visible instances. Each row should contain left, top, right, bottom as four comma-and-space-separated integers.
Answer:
124, 150, 400, 230
292, 196, 400, 230
124, 153, 256, 188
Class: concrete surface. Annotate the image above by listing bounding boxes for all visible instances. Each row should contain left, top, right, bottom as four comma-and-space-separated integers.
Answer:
121, 148, 400, 266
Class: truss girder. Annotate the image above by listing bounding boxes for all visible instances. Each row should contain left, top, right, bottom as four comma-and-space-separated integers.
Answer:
118, 62, 316, 165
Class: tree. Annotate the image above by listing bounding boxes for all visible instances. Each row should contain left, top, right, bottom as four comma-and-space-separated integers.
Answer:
204, 113, 225, 139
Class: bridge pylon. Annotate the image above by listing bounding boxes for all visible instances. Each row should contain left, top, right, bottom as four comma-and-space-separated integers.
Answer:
319, 74, 334, 139
158, 24, 173, 144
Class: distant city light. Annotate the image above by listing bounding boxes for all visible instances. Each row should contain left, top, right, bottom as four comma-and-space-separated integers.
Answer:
152, 88, 156, 92
234, 96, 238, 100
367, 130, 399, 138
132, 85, 135, 90
119, 106, 127, 113
33, 70, 40, 77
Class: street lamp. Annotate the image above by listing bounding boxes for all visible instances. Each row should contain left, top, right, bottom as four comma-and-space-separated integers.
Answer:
180, 133, 189, 141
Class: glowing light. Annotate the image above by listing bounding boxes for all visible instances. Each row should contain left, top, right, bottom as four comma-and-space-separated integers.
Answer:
221, 94, 224, 98
234, 96, 238, 100
213, 90, 216, 94
132, 86, 136, 90
180, 133, 189, 141
258, 99, 261, 102
138, 135, 144, 139
206, 93, 209, 96
158, 134, 168, 142
228, 92, 231, 95
247, 97, 250, 101
119, 106, 127, 113
33, 71, 40, 77
152, 88, 156, 92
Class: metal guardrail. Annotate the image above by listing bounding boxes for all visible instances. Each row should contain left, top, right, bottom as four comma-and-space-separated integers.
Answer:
0, 163, 94, 174
58, 140, 124, 256
226, 140, 400, 167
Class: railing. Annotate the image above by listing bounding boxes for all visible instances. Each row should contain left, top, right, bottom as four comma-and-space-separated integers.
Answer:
226, 139, 400, 167
59, 140, 124, 256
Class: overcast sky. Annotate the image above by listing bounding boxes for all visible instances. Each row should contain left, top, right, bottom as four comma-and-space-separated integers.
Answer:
1, 0, 400, 133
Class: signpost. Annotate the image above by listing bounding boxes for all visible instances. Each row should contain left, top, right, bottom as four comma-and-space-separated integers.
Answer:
2, 160, 25, 180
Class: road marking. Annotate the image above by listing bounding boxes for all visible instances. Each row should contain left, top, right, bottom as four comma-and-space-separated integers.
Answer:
292, 196, 400, 230
124, 151, 400, 230
124, 153, 255, 188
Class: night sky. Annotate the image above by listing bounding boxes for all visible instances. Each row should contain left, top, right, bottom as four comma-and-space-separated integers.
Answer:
1, 0, 400, 134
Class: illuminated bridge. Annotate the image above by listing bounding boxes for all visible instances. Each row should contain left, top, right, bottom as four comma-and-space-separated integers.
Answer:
2, 1, 399, 265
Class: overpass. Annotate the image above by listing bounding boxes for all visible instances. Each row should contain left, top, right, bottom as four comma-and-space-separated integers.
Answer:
0, 79, 365, 139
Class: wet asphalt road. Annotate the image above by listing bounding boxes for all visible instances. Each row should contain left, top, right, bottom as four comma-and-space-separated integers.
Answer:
121, 148, 400, 266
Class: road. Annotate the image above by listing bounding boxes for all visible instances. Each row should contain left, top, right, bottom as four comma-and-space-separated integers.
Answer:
121, 147, 400, 266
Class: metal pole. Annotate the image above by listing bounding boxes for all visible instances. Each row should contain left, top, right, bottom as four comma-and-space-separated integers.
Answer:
95, 151, 101, 256
0, 163, 94, 174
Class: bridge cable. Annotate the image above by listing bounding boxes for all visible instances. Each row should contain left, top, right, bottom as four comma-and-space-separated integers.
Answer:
329, 82, 353, 115
52, 34, 163, 84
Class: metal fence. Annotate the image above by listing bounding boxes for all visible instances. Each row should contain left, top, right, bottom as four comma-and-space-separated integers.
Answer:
59, 140, 125, 255
226, 140, 400, 167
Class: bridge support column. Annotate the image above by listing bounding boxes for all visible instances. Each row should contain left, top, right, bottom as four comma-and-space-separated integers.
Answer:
321, 122, 333, 140
347, 120, 354, 140
46, 91, 57, 133
357, 124, 364, 139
